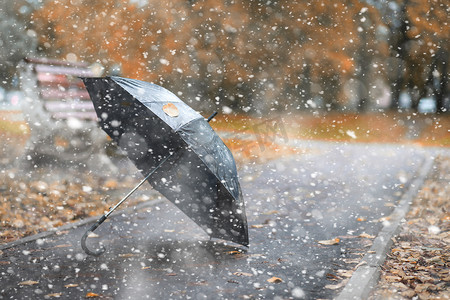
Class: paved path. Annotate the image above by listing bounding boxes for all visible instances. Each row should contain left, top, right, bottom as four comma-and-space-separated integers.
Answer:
0, 142, 435, 299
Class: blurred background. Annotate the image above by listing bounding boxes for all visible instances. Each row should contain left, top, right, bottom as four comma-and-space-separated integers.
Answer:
0, 0, 448, 114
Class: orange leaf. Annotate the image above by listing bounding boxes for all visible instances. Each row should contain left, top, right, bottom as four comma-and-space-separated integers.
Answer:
85, 292, 100, 298
318, 238, 340, 245
162, 103, 179, 117
267, 276, 283, 283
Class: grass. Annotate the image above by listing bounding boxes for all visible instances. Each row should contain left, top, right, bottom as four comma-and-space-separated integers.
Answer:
210, 111, 450, 147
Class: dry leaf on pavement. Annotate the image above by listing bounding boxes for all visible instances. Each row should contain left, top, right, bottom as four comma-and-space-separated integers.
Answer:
19, 280, 39, 286
359, 233, 375, 239
318, 238, 340, 245
251, 224, 265, 228
325, 278, 349, 290
370, 156, 450, 299
45, 293, 62, 298
267, 276, 283, 283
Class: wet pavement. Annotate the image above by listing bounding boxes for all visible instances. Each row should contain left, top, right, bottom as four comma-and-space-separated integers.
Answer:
0, 142, 432, 299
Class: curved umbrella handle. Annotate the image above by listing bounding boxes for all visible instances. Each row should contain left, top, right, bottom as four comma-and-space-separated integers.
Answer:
81, 153, 173, 256
81, 215, 107, 256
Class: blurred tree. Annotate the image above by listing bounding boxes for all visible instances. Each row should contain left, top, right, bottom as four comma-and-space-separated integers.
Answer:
0, 1, 37, 89
429, 48, 448, 113
33, 0, 386, 112
384, 0, 449, 112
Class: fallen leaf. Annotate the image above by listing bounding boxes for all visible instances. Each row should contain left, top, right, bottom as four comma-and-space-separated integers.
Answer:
162, 103, 179, 117
85, 292, 100, 298
141, 266, 151, 270
359, 233, 376, 239
355, 261, 367, 269
337, 269, 354, 278
118, 253, 137, 258
227, 250, 245, 255
12, 219, 25, 228
385, 275, 402, 282
103, 179, 118, 189
248, 254, 264, 258
357, 217, 366, 222
400, 242, 411, 249
325, 279, 349, 290
19, 280, 39, 286
233, 272, 253, 277
46, 293, 62, 298
166, 273, 177, 276
343, 258, 360, 264
426, 256, 443, 263
326, 273, 340, 280
318, 238, 340, 245
87, 232, 99, 238
54, 244, 72, 248
263, 210, 279, 215
64, 284, 79, 288
251, 224, 265, 228
401, 289, 416, 298
377, 216, 391, 223
0, 261, 11, 265
267, 276, 283, 283
415, 283, 431, 293
187, 280, 208, 286
441, 214, 450, 221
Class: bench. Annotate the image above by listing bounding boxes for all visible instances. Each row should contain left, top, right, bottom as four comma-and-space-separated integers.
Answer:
19, 57, 109, 164
25, 57, 97, 121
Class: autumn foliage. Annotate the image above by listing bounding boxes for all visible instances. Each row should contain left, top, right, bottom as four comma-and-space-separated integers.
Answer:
31, 0, 380, 110
30, 0, 448, 112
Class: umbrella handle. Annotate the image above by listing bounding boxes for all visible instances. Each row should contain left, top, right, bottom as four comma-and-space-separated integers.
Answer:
81, 154, 173, 256
81, 215, 107, 256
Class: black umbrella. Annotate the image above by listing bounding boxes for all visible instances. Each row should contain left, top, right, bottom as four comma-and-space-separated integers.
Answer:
80, 76, 248, 256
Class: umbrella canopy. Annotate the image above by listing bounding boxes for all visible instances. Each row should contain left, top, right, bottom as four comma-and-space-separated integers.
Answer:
82, 76, 249, 246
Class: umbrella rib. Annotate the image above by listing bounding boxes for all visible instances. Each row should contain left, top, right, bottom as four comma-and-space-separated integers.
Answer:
105, 153, 173, 218
108, 111, 217, 216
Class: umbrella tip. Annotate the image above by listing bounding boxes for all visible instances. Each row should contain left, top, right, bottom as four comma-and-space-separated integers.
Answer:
207, 111, 218, 122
